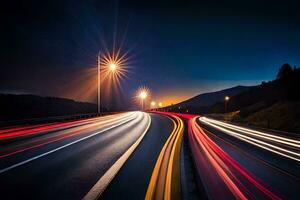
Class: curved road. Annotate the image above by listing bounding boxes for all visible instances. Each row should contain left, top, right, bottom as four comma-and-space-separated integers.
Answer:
0, 112, 151, 200
101, 113, 175, 200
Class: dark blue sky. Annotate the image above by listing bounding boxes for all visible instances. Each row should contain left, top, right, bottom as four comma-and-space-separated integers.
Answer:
1, 0, 300, 109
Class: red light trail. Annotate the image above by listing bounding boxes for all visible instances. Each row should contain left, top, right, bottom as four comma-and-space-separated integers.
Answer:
188, 116, 281, 200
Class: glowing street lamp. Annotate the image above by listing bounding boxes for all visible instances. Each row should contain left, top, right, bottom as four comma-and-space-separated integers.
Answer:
139, 90, 148, 110
151, 101, 156, 110
109, 63, 117, 71
225, 96, 230, 101
151, 101, 156, 107
224, 96, 230, 113
97, 53, 120, 114
140, 91, 147, 99
158, 102, 163, 107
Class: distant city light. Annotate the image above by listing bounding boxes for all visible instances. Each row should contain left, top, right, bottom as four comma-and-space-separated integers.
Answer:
225, 96, 230, 101
151, 101, 156, 106
158, 102, 163, 107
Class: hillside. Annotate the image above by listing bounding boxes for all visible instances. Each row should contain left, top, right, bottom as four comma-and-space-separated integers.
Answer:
164, 64, 300, 133
242, 101, 300, 133
0, 94, 99, 121
209, 65, 300, 133
211, 67, 300, 115
166, 85, 253, 113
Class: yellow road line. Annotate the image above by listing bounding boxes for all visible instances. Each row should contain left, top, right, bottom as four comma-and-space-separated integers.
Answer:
145, 115, 184, 200
165, 116, 184, 200
145, 117, 177, 200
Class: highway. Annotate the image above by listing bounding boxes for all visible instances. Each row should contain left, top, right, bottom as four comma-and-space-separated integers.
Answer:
0, 112, 151, 200
0, 111, 299, 200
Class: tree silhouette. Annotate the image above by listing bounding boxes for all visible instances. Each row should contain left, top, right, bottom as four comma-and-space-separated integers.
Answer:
277, 63, 293, 79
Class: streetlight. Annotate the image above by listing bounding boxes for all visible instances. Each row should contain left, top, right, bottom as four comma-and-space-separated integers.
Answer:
135, 86, 150, 111
151, 101, 156, 107
109, 63, 117, 71
224, 96, 230, 113
139, 91, 148, 110
97, 52, 119, 114
150, 101, 156, 110
97, 52, 101, 114
158, 102, 163, 107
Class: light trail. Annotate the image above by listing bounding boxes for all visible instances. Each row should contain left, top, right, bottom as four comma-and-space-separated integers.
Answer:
189, 117, 281, 200
0, 114, 121, 140
0, 123, 58, 134
199, 117, 300, 162
0, 112, 143, 174
200, 117, 300, 147
0, 113, 135, 159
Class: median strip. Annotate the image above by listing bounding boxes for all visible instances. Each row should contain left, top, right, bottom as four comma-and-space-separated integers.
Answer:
145, 114, 184, 200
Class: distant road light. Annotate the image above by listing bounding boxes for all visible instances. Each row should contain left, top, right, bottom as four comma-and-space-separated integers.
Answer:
158, 102, 163, 107
139, 90, 148, 110
224, 96, 230, 113
136, 86, 150, 111
151, 101, 156, 106
140, 91, 148, 99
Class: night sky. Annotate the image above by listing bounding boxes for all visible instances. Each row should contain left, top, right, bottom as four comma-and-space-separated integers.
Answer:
1, 0, 300, 109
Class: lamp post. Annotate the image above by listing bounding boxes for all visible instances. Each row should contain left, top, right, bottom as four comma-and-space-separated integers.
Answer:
151, 101, 156, 107
139, 91, 148, 111
224, 96, 230, 113
151, 101, 156, 109
158, 102, 163, 111
97, 52, 119, 114
98, 52, 101, 114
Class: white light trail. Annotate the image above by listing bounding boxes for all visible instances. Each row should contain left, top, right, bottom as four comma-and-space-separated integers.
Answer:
199, 117, 300, 162
200, 117, 300, 148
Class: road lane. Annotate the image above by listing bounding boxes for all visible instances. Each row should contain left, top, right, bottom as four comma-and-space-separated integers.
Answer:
0, 111, 150, 200
191, 117, 300, 200
2, 111, 298, 200
0, 112, 136, 169
100, 113, 174, 200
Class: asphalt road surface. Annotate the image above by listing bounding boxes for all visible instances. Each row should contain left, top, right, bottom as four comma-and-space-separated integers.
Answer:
0, 112, 152, 200
101, 113, 174, 200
